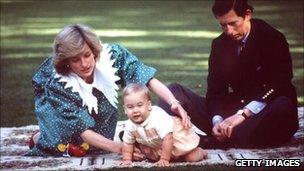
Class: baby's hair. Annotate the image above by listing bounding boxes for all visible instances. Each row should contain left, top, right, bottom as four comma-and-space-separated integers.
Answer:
123, 83, 151, 102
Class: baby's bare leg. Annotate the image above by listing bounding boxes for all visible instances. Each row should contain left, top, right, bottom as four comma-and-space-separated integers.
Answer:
183, 147, 207, 162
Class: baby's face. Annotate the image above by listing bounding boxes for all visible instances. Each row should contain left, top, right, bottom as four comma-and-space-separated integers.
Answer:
123, 91, 152, 124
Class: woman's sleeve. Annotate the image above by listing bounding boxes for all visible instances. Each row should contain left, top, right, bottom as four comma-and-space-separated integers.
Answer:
46, 81, 96, 135
27, 58, 95, 156
110, 44, 157, 87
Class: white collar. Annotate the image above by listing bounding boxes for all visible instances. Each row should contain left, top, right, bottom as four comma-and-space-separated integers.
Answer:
54, 44, 120, 114
242, 30, 250, 44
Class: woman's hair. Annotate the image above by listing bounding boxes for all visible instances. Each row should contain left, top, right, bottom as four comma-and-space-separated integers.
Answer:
52, 24, 102, 75
212, 0, 254, 18
123, 83, 151, 102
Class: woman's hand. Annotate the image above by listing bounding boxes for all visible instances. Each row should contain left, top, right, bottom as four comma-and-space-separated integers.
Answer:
170, 101, 191, 128
80, 129, 122, 153
147, 78, 191, 128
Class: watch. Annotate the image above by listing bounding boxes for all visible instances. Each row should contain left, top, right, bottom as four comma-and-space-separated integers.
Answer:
237, 109, 248, 119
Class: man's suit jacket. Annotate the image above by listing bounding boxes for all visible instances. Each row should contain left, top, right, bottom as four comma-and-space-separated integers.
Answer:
206, 19, 297, 117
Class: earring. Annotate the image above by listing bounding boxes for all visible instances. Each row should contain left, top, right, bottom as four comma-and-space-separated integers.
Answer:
66, 64, 70, 68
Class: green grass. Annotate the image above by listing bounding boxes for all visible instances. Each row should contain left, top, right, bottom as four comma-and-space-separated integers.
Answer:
1, 0, 303, 127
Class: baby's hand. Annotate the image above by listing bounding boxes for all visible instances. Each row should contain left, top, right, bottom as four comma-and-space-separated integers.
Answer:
119, 160, 132, 166
155, 158, 170, 167
133, 147, 146, 161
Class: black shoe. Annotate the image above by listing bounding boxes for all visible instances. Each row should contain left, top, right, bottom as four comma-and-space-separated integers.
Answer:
199, 136, 233, 149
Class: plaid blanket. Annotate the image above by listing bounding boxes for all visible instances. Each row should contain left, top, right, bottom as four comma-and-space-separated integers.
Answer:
1, 107, 303, 170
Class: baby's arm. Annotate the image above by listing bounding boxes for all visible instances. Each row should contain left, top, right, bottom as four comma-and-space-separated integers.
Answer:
122, 142, 134, 165
156, 132, 173, 167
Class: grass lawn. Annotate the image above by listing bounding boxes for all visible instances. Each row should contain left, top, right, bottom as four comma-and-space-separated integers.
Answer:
1, 0, 303, 127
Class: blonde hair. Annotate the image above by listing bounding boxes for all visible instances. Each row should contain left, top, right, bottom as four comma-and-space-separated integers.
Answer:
52, 24, 102, 75
123, 83, 151, 102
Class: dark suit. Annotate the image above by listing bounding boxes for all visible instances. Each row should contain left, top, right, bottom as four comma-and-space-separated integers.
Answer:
207, 18, 297, 115
159, 19, 299, 148
206, 18, 299, 147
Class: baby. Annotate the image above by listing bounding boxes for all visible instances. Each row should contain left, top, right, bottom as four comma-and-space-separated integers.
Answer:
121, 83, 207, 166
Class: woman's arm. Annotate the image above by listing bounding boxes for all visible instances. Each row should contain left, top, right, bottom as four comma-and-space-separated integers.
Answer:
147, 78, 191, 128
80, 129, 122, 153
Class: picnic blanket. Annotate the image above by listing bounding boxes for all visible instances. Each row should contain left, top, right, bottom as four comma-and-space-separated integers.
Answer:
1, 107, 303, 170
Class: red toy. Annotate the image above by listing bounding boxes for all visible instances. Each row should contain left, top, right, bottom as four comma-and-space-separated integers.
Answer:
29, 131, 89, 157
58, 142, 89, 157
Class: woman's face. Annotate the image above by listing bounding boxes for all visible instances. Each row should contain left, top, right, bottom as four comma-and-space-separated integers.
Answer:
68, 43, 96, 83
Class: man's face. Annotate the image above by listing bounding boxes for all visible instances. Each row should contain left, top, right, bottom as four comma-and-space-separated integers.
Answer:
216, 9, 251, 41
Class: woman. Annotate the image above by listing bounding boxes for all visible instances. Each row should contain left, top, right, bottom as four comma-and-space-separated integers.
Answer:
26, 24, 191, 156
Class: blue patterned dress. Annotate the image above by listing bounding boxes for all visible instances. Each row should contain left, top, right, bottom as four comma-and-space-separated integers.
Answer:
26, 43, 156, 156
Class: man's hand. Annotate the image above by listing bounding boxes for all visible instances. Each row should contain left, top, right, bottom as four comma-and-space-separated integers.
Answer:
171, 102, 191, 128
212, 123, 226, 141
219, 114, 245, 138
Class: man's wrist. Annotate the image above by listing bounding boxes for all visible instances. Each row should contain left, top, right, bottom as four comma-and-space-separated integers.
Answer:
243, 108, 253, 117
245, 101, 267, 114
237, 109, 249, 119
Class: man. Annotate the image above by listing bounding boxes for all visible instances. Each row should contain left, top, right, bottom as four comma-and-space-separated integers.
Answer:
159, 0, 298, 148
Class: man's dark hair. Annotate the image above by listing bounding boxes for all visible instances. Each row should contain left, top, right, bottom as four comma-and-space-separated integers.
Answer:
212, 0, 254, 17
